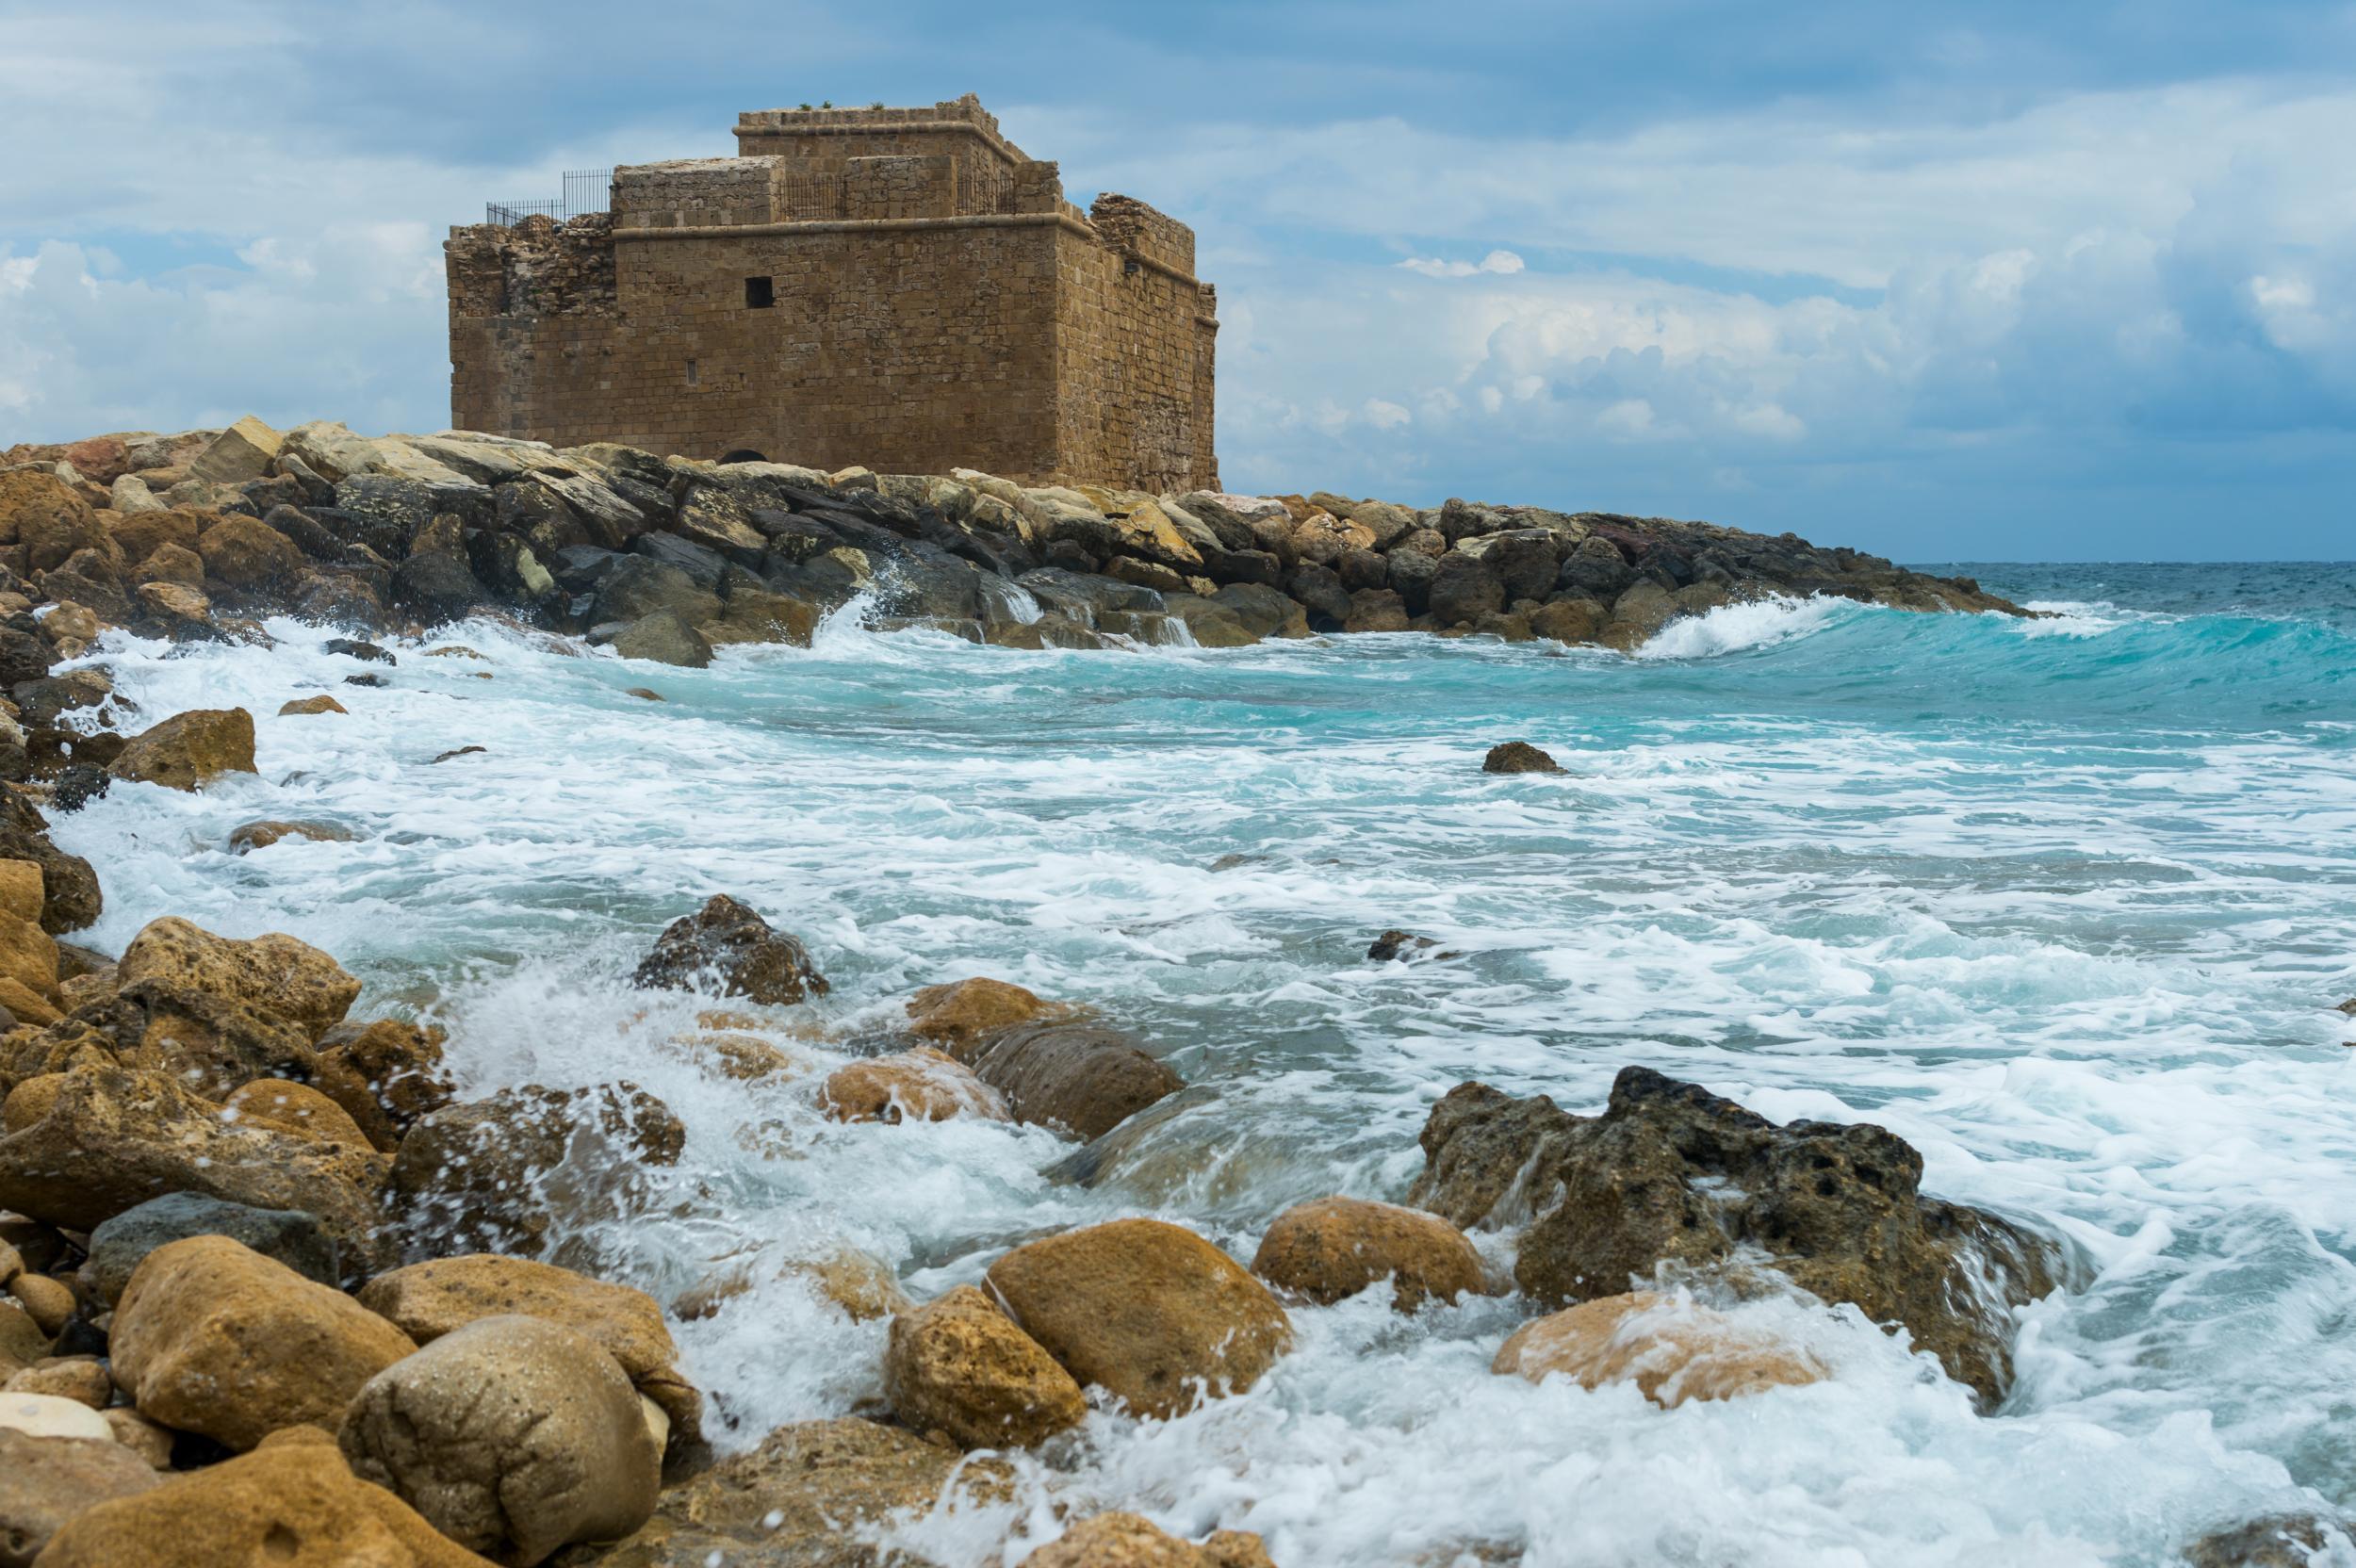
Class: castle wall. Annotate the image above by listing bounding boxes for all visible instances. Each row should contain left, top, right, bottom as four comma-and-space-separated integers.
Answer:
448, 98, 1217, 488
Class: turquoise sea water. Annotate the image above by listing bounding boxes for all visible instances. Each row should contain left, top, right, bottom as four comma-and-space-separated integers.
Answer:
49, 562, 2356, 1566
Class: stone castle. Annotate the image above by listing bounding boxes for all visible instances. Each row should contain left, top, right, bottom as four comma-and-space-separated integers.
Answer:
445, 95, 1218, 491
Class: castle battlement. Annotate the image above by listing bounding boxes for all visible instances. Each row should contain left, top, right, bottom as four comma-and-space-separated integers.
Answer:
446, 95, 1216, 490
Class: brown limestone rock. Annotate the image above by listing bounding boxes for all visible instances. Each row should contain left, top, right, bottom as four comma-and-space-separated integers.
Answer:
0, 861, 41, 926
310, 1016, 454, 1150
279, 694, 348, 715
984, 1217, 1292, 1418
630, 893, 826, 1004
118, 916, 359, 1041
1251, 1196, 1487, 1312
221, 1078, 372, 1149
0, 914, 57, 1005
821, 1047, 1010, 1125
6, 1271, 73, 1335
0, 1428, 162, 1568
32, 1438, 499, 1567
0, 1061, 389, 1266
110, 1235, 416, 1451
964, 1020, 1184, 1140
5, 1355, 113, 1408
904, 975, 1068, 1053
2182, 1512, 2356, 1568
1410, 1068, 2064, 1404
339, 1315, 661, 1566
356, 1253, 699, 1453
227, 819, 354, 852
106, 708, 258, 791
882, 1283, 1087, 1450
1491, 1291, 1826, 1407
580, 1416, 1009, 1568
1027, 1512, 1280, 1568
103, 1407, 176, 1468
385, 1082, 683, 1259
195, 514, 302, 589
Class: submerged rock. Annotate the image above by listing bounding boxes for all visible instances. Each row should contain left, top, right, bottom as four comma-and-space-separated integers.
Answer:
2182, 1512, 2356, 1568
882, 1283, 1087, 1450
985, 1217, 1291, 1418
1491, 1290, 1826, 1407
106, 708, 256, 791
582, 1416, 1010, 1568
1252, 1196, 1487, 1312
630, 893, 826, 1004
1410, 1068, 2064, 1403
821, 1047, 1009, 1124
956, 1019, 1183, 1140
904, 975, 1068, 1051
1026, 1512, 1279, 1568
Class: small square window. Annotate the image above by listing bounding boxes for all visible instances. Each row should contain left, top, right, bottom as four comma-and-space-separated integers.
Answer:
744, 276, 775, 309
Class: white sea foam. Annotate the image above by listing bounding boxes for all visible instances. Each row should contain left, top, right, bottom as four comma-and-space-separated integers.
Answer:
1632, 593, 1861, 659
44, 604, 2356, 1566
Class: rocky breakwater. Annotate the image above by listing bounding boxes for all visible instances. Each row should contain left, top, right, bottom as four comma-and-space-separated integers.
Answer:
0, 416, 2022, 672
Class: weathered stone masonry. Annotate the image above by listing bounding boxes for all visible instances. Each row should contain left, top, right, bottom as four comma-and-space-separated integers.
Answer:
446, 96, 1218, 491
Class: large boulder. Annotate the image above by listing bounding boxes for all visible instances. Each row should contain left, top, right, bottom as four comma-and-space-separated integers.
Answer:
1426, 553, 1504, 627
340, 1315, 661, 1566
118, 914, 359, 1043
1409, 1068, 2064, 1403
1027, 1512, 1278, 1568
984, 1218, 1291, 1418
82, 1191, 340, 1305
580, 1417, 1010, 1568
1491, 1290, 1826, 1407
613, 610, 713, 668
591, 556, 720, 629
821, 1048, 1009, 1125
107, 708, 257, 792
196, 514, 302, 590
111, 1236, 416, 1451
958, 1020, 1183, 1141
33, 1436, 499, 1567
630, 894, 826, 1004
882, 1284, 1086, 1450
1251, 1196, 1486, 1312
0, 1062, 389, 1268
0, 1428, 162, 1567
355, 1254, 698, 1451
310, 1017, 454, 1151
904, 976, 1068, 1052
188, 416, 284, 484
386, 1082, 684, 1257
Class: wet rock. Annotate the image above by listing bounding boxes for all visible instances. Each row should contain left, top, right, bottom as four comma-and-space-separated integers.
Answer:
613, 609, 712, 667
111, 1235, 415, 1451
0, 1427, 161, 1567
582, 1416, 1010, 1568
311, 1016, 454, 1148
340, 1315, 661, 1565
1366, 929, 1437, 962
672, 1246, 911, 1326
387, 1082, 684, 1258
592, 555, 720, 629
1027, 1512, 1278, 1568
630, 893, 826, 1004
1344, 587, 1410, 632
83, 1191, 339, 1305
107, 915, 360, 1093
1210, 582, 1310, 640
221, 1078, 371, 1148
904, 976, 1067, 1052
0, 1062, 389, 1267
1409, 1069, 2064, 1402
430, 744, 485, 763
1529, 596, 1609, 645
1252, 1196, 1486, 1311
959, 1019, 1184, 1140
822, 1048, 1010, 1125
33, 1437, 499, 1567
278, 694, 347, 715
325, 637, 395, 664
1491, 1290, 1826, 1407
2182, 1512, 2356, 1568
883, 1283, 1087, 1450
985, 1217, 1291, 1417
106, 708, 256, 791
227, 818, 353, 852
1481, 741, 1563, 775
356, 1253, 700, 1453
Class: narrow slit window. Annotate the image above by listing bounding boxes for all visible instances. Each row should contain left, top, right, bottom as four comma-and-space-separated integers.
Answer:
744, 276, 775, 309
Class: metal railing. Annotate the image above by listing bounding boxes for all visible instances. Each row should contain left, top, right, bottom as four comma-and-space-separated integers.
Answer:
483, 169, 613, 228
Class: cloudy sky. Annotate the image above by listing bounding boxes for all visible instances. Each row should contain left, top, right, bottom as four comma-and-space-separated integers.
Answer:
4, 0, 2352, 560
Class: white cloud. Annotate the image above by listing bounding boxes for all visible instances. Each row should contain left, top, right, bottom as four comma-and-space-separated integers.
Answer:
1398, 249, 1525, 279
1362, 398, 1411, 430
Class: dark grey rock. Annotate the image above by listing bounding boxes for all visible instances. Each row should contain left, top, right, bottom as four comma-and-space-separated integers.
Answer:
82, 1191, 339, 1304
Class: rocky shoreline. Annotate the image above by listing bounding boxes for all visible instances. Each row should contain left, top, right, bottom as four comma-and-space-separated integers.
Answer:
0, 421, 2332, 1567
1, 416, 2021, 672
